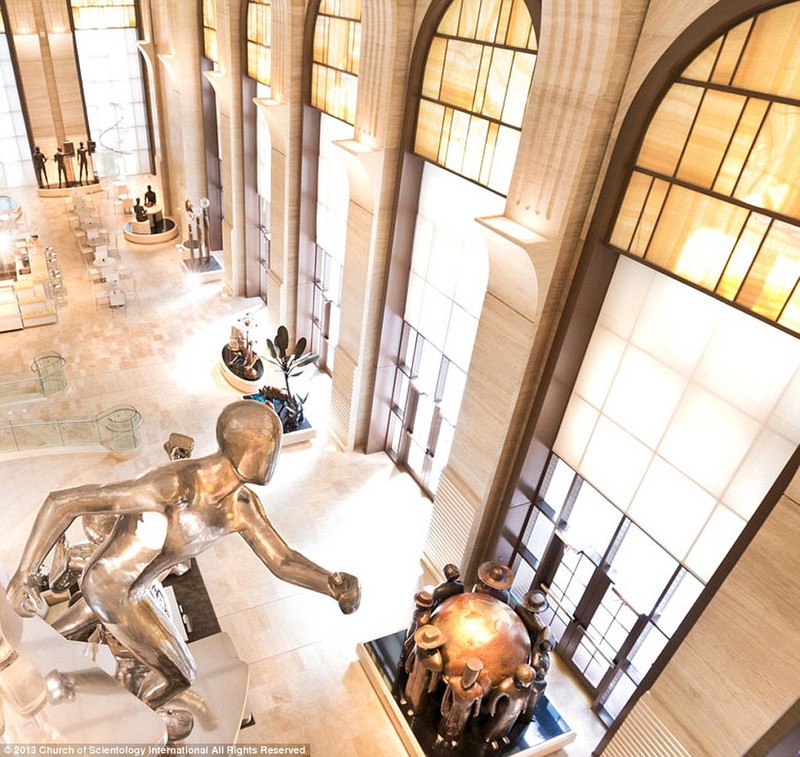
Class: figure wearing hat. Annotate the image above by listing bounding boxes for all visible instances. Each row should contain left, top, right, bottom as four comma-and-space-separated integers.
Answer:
520, 664, 548, 723
437, 657, 486, 746
482, 663, 536, 748
431, 563, 464, 608
532, 632, 554, 677
403, 624, 446, 716
399, 589, 433, 668
473, 561, 514, 603
514, 589, 551, 649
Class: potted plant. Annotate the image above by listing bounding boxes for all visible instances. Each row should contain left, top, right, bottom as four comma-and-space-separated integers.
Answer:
259, 326, 318, 433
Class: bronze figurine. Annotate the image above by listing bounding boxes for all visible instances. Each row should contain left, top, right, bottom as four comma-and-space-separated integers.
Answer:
437, 657, 485, 746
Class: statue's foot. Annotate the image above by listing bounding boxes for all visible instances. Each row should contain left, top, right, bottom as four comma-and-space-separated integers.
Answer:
157, 706, 194, 741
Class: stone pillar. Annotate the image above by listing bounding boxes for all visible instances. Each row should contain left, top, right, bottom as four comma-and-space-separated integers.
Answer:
327, 0, 416, 451
154, 0, 207, 224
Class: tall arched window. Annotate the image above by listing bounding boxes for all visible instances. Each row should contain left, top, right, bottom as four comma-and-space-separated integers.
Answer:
610, 4, 800, 334
202, 0, 219, 64
0, 13, 33, 188
505, 2, 800, 725
310, 0, 361, 124
414, 0, 538, 195
246, 0, 272, 89
70, 0, 151, 176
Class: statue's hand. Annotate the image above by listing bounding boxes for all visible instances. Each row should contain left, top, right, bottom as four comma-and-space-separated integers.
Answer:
6, 571, 47, 618
329, 571, 361, 614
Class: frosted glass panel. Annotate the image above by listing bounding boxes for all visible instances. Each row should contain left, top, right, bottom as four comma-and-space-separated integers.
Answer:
630, 267, 718, 374
695, 304, 800, 421
553, 395, 598, 471
659, 386, 760, 498
722, 429, 796, 519
628, 457, 716, 560
685, 505, 745, 581
556, 259, 800, 584
603, 346, 686, 448
579, 417, 652, 511
573, 326, 626, 410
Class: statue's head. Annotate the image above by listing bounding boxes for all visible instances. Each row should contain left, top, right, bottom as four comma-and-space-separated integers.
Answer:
216, 400, 282, 484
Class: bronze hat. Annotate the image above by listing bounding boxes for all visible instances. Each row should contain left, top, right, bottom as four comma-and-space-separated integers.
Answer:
414, 624, 446, 649
477, 561, 514, 590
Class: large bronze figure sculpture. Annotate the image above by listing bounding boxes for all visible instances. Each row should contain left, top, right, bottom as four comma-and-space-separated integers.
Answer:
6, 401, 360, 730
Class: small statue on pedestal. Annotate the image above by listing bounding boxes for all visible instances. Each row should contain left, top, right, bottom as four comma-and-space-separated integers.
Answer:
77, 142, 89, 185
133, 198, 147, 223
54, 148, 67, 188
33, 147, 49, 188
144, 185, 157, 207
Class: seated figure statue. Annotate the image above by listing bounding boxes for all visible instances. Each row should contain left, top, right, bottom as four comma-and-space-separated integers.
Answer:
6, 400, 360, 727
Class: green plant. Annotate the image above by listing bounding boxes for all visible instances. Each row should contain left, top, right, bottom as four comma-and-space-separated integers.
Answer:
264, 326, 318, 431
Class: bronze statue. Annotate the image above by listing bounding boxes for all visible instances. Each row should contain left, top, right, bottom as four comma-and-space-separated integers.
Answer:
437, 657, 485, 746
6, 401, 360, 726
54, 148, 67, 188
32, 147, 49, 188
133, 198, 147, 222
144, 185, 157, 207
472, 561, 514, 602
482, 663, 535, 748
399, 589, 433, 668
77, 142, 89, 185
402, 624, 445, 716
431, 563, 464, 607
514, 589, 550, 649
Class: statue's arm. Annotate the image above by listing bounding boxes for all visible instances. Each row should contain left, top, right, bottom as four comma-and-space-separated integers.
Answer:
7, 477, 170, 616
232, 486, 360, 614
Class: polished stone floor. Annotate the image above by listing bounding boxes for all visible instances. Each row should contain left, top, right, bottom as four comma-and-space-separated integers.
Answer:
0, 180, 606, 755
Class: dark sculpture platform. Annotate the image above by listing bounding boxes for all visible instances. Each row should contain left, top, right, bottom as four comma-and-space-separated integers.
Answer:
358, 631, 575, 757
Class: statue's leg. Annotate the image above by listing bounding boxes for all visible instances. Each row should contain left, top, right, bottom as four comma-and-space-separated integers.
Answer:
51, 594, 99, 639
83, 575, 197, 709
80, 531, 196, 710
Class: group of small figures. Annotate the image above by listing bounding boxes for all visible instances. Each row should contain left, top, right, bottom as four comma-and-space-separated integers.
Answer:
396, 562, 554, 751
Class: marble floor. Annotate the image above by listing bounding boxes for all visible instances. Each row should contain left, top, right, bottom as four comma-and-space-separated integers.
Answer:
0, 180, 606, 755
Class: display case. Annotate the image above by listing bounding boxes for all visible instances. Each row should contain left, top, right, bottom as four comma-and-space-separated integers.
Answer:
0, 281, 23, 332
14, 280, 57, 327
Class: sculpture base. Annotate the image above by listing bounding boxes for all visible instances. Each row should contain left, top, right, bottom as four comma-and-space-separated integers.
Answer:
182, 255, 224, 282
357, 632, 576, 757
124, 217, 179, 245
37, 180, 102, 198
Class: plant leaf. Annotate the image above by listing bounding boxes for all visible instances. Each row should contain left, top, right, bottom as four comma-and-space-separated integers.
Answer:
294, 353, 319, 368
265, 339, 277, 359
276, 325, 289, 354
294, 337, 307, 359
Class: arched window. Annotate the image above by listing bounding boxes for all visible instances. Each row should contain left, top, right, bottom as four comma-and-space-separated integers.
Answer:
310, 0, 361, 124
69, 0, 151, 176
203, 0, 219, 64
414, 0, 538, 195
0, 13, 33, 188
246, 0, 272, 88
610, 3, 800, 335
505, 2, 800, 725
